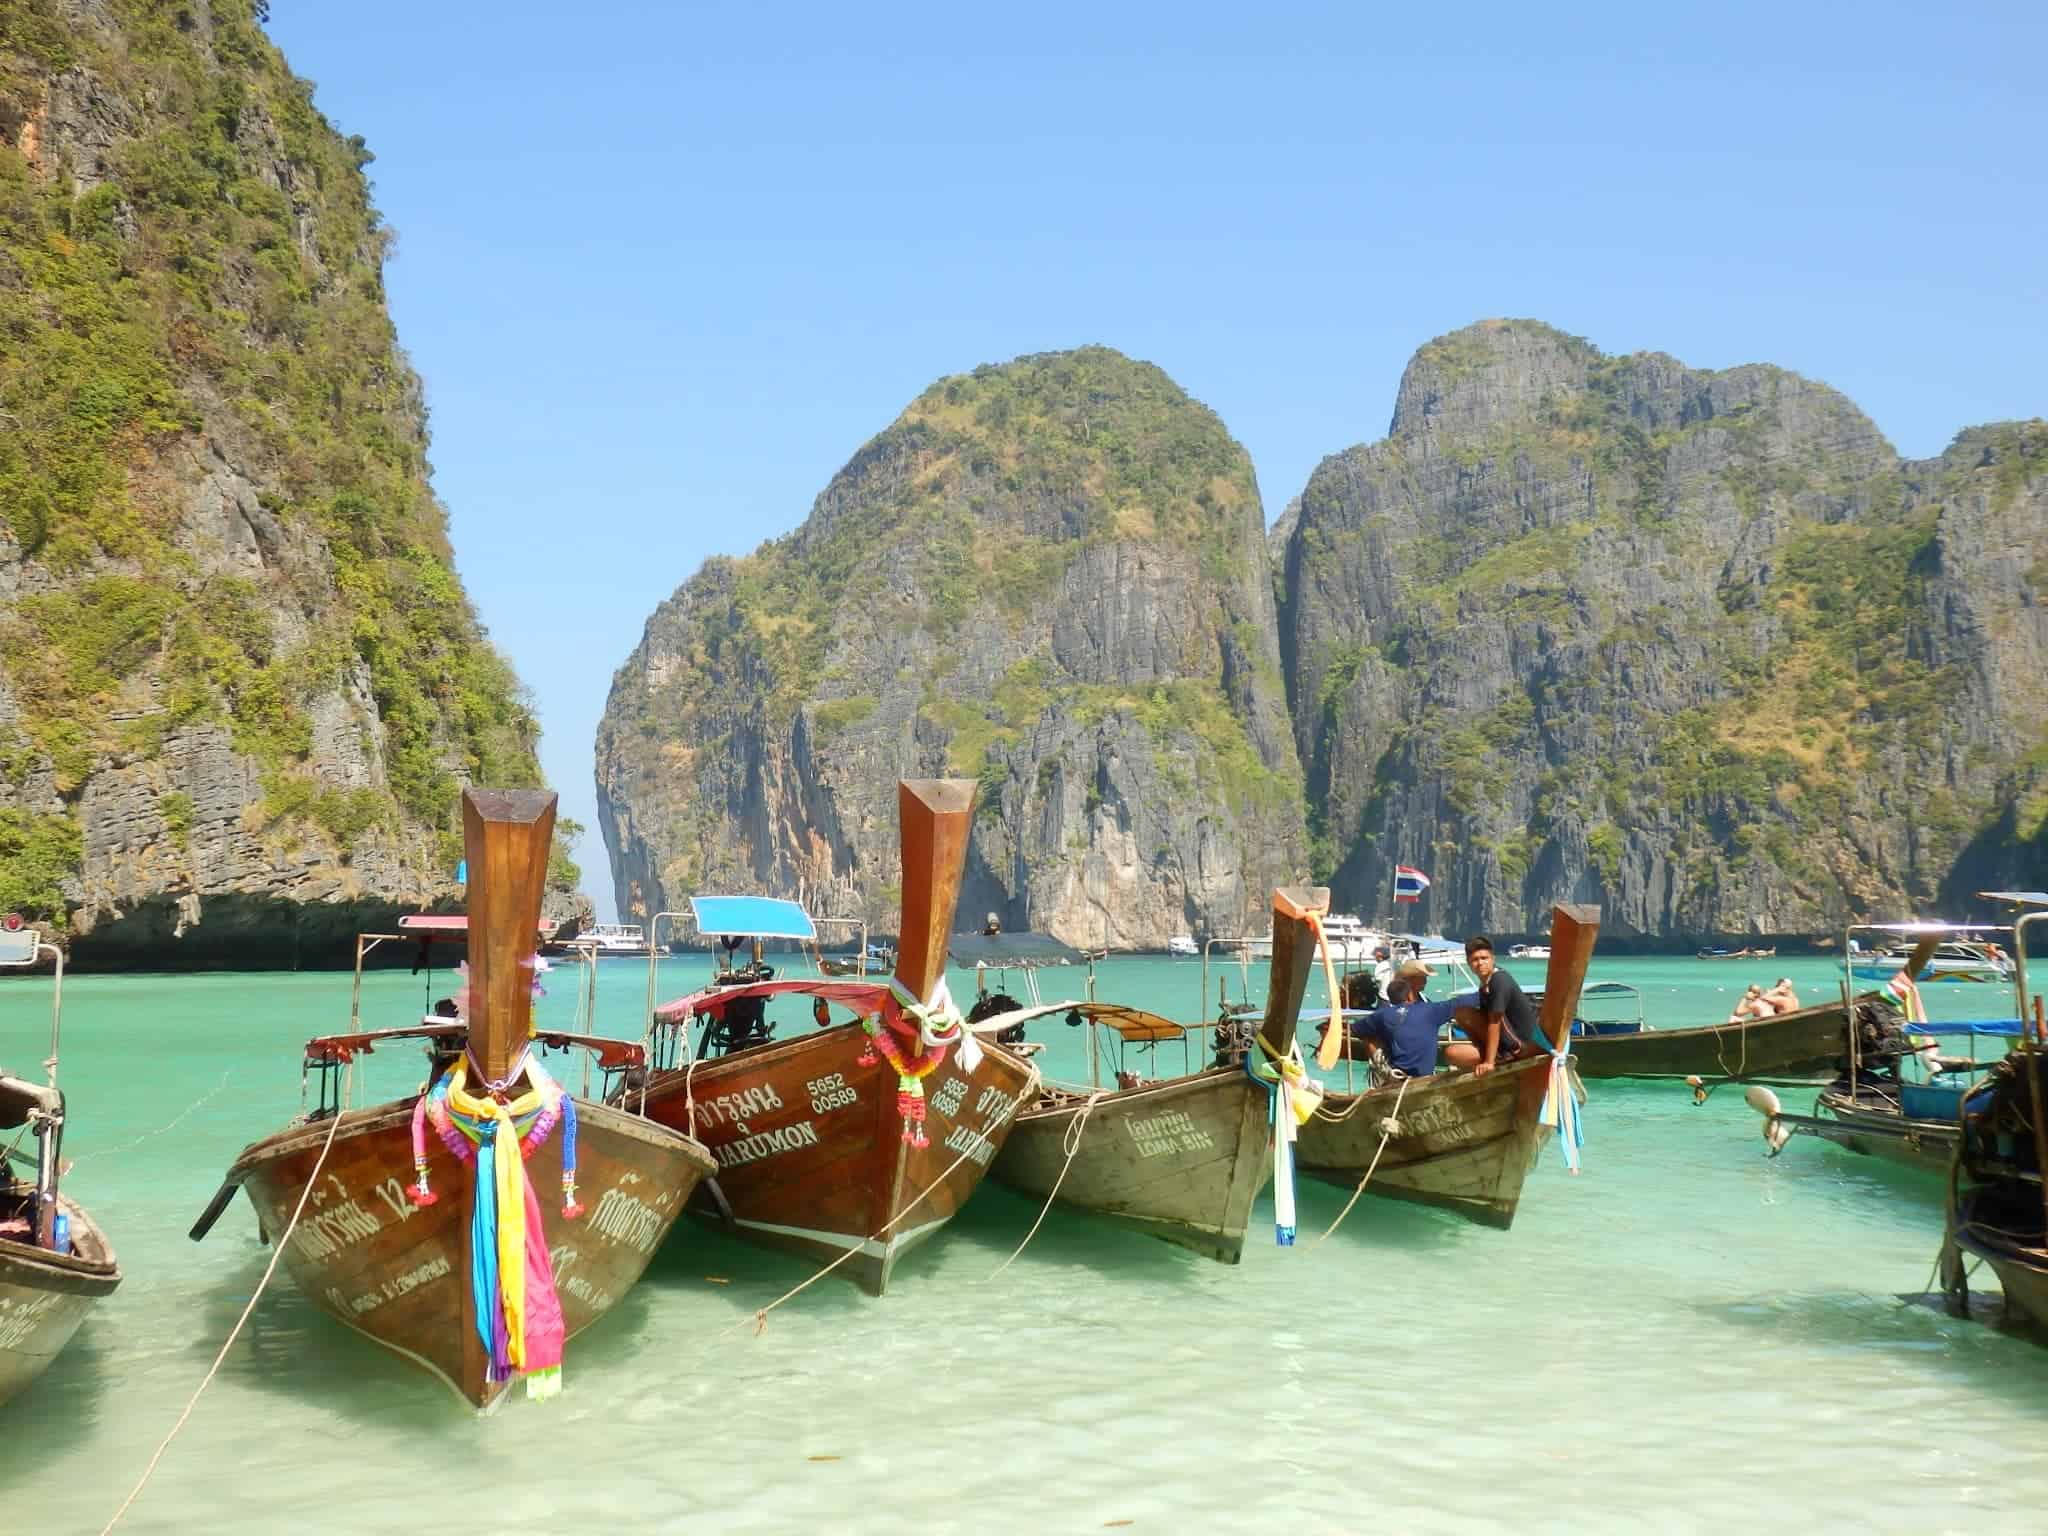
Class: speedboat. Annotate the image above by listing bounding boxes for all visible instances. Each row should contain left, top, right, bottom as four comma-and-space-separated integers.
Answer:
1508, 943, 1551, 959
1850, 939, 2012, 984
1166, 934, 1199, 958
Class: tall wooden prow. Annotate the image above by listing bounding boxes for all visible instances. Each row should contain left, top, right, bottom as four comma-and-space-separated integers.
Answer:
1261, 886, 1332, 1063
893, 779, 975, 1006
1520, 903, 1601, 1115
462, 787, 557, 1085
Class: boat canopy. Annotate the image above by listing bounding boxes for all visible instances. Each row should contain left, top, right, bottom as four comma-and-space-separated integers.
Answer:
688, 895, 816, 941
1976, 890, 2048, 909
948, 930, 1084, 967
1070, 1002, 1185, 1041
0, 928, 41, 966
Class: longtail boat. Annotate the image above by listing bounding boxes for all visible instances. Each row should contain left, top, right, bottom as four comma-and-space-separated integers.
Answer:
636, 780, 1035, 1295
1567, 996, 1858, 1082
1735, 925, 2025, 1175
986, 993, 1273, 1265
1, 922, 120, 1409
1937, 892, 2048, 1331
190, 789, 714, 1411
1288, 899, 1600, 1230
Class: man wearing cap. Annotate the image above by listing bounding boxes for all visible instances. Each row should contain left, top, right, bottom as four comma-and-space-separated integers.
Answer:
1347, 961, 1485, 1078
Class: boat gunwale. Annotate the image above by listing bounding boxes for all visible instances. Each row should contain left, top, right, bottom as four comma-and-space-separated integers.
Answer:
0, 1192, 121, 1296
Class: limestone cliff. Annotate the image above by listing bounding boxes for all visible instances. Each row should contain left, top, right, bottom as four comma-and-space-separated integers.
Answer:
598, 347, 1305, 947
1278, 318, 2048, 938
0, 1, 564, 964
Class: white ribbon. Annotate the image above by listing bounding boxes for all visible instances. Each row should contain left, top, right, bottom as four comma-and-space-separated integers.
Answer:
887, 974, 983, 1073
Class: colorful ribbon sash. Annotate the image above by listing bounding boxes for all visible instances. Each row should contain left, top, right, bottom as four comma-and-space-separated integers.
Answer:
1247, 1039, 1323, 1245
407, 1052, 584, 1398
1529, 1033, 1586, 1174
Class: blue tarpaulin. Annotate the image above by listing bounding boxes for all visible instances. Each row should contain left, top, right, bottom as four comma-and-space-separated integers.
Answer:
689, 895, 816, 941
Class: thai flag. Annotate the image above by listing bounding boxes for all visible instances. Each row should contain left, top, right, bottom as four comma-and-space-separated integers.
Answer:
1393, 865, 1431, 904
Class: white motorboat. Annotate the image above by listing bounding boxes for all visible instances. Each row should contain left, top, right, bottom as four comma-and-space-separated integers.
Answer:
1849, 939, 2012, 984
1508, 943, 1551, 959
583, 922, 652, 957
1166, 934, 1199, 958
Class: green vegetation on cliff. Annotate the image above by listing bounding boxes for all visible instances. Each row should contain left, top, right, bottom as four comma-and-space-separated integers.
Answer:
600, 345, 1303, 943
0, 2, 540, 923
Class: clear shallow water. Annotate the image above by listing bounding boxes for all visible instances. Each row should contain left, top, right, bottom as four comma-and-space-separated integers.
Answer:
5, 952, 2047, 1533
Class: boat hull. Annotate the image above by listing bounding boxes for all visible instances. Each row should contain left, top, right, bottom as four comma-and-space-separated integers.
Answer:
0, 1196, 121, 1409
1952, 1229, 2048, 1334
637, 1023, 1036, 1295
1296, 1055, 1557, 1229
1809, 1089, 1958, 1174
230, 1096, 710, 1410
1571, 999, 1851, 1081
990, 1069, 1271, 1264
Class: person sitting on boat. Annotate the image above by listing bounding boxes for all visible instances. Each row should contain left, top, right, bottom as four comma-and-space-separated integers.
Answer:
1464, 936, 1541, 1076
1351, 966, 1484, 1078
1762, 977, 1800, 1013
1371, 943, 1395, 998
1728, 984, 1777, 1022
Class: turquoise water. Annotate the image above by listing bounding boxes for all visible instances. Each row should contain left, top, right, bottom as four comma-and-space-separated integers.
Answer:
6, 952, 2048, 1533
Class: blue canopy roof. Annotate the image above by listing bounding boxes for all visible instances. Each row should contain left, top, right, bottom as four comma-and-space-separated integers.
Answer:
689, 896, 816, 941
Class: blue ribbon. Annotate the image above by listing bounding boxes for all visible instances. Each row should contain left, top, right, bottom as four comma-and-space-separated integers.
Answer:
1528, 1032, 1585, 1172
469, 1118, 500, 1367
1242, 1049, 1297, 1246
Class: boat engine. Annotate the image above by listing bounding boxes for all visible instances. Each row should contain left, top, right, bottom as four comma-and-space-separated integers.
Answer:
966, 990, 1026, 1045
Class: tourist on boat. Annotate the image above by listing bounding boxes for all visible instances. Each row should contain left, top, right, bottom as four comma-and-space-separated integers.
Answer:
1463, 936, 1541, 1075
1350, 981, 1484, 1079
1372, 943, 1395, 998
1728, 984, 1778, 1022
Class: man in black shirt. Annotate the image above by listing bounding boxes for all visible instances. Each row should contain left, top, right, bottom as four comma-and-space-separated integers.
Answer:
1464, 935, 1542, 1076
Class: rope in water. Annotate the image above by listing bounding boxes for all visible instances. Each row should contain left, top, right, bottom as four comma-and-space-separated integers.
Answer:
710, 1062, 1044, 1341
100, 1061, 355, 1535
74, 1068, 233, 1165
986, 1088, 1107, 1281
1313, 1073, 1412, 1246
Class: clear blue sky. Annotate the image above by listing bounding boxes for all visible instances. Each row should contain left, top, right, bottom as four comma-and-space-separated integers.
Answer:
265, 1, 2046, 919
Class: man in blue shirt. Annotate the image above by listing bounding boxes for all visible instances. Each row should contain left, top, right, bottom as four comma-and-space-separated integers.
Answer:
1351, 964, 1484, 1078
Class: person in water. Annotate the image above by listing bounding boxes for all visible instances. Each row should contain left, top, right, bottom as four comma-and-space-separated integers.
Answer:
1352, 962, 1484, 1077
1465, 935, 1541, 1076
1762, 976, 1800, 1013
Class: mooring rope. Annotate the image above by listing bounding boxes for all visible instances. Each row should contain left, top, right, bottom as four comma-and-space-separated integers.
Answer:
100, 1061, 355, 1535
710, 1062, 1044, 1340
74, 1068, 233, 1165
986, 1087, 1107, 1281
1313, 1072, 1412, 1245
100, 1064, 356, 1531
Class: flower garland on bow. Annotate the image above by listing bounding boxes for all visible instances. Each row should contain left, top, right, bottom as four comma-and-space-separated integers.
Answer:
855, 977, 981, 1147
406, 1051, 583, 1399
